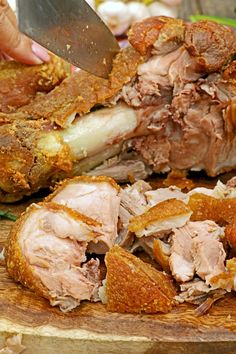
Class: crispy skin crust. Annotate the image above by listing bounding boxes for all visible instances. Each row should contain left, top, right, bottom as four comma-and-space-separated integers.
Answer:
105, 245, 176, 313
5, 202, 100, 303
0, 55, 69, 113
0, 118, 73, 202
188, 193, 236, 224
210, 258, 236, 290
153, 239, 170, 272
0, 124, 121, 203
128, 16, 185, 55
225, 223, 236, 251
21, 47, 143, 127
185, 20, 236, 72
129, 198, 191, 233
129, 17, 236, 74
0, 120, 45, 199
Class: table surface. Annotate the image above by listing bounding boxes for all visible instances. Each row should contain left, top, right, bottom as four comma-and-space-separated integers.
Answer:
179, 0, 236, 20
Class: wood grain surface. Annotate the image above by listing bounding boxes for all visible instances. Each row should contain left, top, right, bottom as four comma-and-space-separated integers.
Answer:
1, 173, 236, 353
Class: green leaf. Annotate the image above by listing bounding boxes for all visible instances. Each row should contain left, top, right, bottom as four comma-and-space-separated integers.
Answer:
0, 209, 17, 221
190, 15, 236, 28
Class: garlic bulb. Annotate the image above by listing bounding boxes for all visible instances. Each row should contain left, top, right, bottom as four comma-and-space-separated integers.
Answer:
148, 2, 178, 18
127, 2, 150, 23
97, 1, 131, 36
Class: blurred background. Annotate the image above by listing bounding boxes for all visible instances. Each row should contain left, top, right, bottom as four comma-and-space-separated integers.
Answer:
9, 0, 236, 39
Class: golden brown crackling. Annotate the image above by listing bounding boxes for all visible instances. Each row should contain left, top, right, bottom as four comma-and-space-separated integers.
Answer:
21, 46, 143, 127
153, 239, 170, 273
129, 198, 191, 233
128, 16, 185, 55
185, 20, 236, 73
0, 119, 52, 196
46, 175, 120, 203
0, 125, 34, 194
0, 115, 77, 202
188, 193, 236, 225
210, 258, 236, 290
5, 202, 100, 304
0, 55, 69, 113
225, 223, 236, 251
105, 245, 176, 313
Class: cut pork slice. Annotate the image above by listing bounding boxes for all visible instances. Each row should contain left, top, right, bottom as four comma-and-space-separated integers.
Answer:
6, 202, 102, 312
129, 198, 192, 237
117, 180, 152, 246
169, 223, 194, 282
47, 176, 120, 254
120, 180, 152, 216
169, 221, 225, 283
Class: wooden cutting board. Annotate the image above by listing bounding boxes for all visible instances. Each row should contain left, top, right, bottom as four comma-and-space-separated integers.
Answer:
1, 174, 236, 354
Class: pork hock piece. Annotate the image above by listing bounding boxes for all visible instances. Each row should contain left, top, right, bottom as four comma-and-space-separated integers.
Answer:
6, 202, 103, 312
1, 17, 236, 202
6, 175, 121, 312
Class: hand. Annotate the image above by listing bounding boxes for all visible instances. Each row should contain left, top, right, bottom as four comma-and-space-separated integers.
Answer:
0, 0, 50, 64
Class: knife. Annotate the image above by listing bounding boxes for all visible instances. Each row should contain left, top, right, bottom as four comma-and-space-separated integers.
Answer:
16, 0, 120, 78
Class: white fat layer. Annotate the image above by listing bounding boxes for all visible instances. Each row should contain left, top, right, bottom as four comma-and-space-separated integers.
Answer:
60, 103, 138, 159
188, 187, 214, 198
136, 212, 192, 237
145, 186, 189, 207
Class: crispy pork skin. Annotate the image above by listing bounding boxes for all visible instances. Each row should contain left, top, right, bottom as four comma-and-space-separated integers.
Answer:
6, 203, 102, 312
47, 176, 121, 254
1, 17, 236, 202
210, 258, 236, 291
129, 198, 192, 237
0, 55, 69, 113
104, 245, 176, 313
20, 47, 143, 127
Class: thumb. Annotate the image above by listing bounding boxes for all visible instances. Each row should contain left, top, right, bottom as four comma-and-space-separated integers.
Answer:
0, 4, 50, 65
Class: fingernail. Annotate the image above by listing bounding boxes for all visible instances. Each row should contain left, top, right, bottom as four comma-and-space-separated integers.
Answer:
31, 42, 50, 63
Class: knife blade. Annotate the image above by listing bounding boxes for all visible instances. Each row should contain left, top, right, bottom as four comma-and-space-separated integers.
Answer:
16, 0, 120, 78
